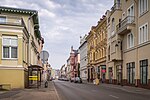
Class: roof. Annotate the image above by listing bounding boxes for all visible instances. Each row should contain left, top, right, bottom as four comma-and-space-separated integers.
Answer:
0, 6, 41, 39
28, 65, 43, 70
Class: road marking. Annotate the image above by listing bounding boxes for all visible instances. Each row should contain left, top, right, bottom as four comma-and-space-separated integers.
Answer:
109, 95, 119, 99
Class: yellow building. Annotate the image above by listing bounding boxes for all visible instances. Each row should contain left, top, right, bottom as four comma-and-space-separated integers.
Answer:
86, 26, 96, 82
0, 6, 44, 89
86, 16, 107, 83
94, 15, 107, 82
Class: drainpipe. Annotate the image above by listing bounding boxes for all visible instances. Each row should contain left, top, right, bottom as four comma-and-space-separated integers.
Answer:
27, 11, 38, 66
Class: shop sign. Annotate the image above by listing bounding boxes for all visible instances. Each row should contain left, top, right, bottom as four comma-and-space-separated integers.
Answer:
29, 76, 38, 80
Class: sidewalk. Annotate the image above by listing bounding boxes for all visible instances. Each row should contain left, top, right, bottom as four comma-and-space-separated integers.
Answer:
85, 81, 150, 95
100, 83, 150, 95
0, 81, 59, 100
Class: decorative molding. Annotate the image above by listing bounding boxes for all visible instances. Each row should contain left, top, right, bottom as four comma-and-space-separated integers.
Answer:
0, 66, 24, 70
0, 27, 23, 33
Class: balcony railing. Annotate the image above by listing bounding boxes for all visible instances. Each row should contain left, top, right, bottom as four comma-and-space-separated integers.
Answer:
116, 16, 135, 34
0, 16, 24, 26
111, 3, 122, 12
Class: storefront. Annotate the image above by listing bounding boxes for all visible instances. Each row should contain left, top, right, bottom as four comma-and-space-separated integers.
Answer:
101, 65, 106, 83
28, 65, 43, 88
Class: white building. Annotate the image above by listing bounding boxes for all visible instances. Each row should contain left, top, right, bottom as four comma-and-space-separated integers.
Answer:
79, 35, 88, 82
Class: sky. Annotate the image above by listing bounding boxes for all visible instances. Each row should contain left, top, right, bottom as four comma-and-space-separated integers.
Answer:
0, 0, 113, 69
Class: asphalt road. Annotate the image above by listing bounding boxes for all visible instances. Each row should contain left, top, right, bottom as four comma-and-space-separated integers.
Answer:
54, 80, 150, 100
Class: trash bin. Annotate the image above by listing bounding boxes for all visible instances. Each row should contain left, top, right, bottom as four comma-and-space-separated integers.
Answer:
45, 81, 48, 88
95, 78, 99, 85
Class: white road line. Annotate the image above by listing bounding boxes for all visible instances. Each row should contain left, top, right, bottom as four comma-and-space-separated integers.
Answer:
109, 95, 119, 99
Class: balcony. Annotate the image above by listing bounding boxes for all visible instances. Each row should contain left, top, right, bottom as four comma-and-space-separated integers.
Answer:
111, 3, 122, 12
116, 16, 135, 35
111, 51, 122, 61
111, 42, 123, 61
0, 16, 24, 26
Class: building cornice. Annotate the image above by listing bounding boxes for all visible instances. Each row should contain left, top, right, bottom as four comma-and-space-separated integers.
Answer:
0, 6, 41, 39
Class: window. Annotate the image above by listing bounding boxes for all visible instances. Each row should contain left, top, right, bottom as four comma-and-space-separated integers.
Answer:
2, 36, 18, 59
111, 41, 116, 53
140, 59, 148, 85
108, 46, 110, 61
108, 26, 111, 38
127, 4, 134, 23
0, 16, 6, 23
122, 12, 125, 20
108, 67, 113, 83
127, 62, 135, 84
114, 0, 121, 9
111, 18, 115, 33
103, 47, 105, 57
139, 0, 148, 16
139, 23, 148, 44
127, 33, 134, 48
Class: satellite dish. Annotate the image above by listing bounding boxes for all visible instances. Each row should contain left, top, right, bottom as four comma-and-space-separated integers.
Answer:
40, 50, 49, 63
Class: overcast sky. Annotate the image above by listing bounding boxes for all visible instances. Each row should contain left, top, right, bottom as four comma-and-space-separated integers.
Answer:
1, 0, 113, 69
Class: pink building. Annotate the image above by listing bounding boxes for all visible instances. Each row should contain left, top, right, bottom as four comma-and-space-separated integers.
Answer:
70, 46, 80, 78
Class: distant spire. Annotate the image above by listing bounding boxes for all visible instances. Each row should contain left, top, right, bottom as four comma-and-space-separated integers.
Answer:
80, 36, 82, 39
71, 46, 73, 51
80, 36, 82, 44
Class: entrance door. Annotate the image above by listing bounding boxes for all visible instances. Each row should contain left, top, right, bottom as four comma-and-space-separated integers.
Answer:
91, 68, 93, 82
109, 67, 113, 83
116, 65, 122, 84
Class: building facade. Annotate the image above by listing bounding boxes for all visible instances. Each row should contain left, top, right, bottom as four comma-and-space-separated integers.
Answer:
60, 64, 67, 78
69, 46, 80, 78
94, 15, 107, 83
86, 15, 107, 83
106, 0, 123, 85
106, 0, 150, 89
79, 35, 88, 82
66, 57, 71, 79
0, 6, 43, 89
86, 27, 96, 82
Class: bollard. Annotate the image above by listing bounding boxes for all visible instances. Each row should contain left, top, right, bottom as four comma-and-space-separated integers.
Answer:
45, 81, 48, 88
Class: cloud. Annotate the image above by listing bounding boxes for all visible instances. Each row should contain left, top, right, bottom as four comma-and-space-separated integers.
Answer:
0, 0, 113, 69
39, 9, 56, 18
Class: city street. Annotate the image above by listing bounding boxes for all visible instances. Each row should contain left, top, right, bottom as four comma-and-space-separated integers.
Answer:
54, 80, 150, 100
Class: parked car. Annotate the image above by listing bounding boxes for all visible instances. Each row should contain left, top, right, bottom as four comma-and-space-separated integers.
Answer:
63, 78, 69, 81
70, 77, 75, 82
74, 77, 82, 83
58, 77, 69, 81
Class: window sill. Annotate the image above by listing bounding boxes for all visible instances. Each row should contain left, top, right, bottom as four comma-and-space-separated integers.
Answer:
111, 51, 116, 55
2, 58, 18, 60
138, 41, 150, 48
124, 41, 150, 53
139, 10, 149, 18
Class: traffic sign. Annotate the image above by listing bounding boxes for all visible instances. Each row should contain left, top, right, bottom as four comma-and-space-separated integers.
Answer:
40, 50, 49, 63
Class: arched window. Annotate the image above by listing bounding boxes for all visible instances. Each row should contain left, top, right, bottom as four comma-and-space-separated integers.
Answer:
127, 33, 134, 48
112, 18, 115, 33
103, 47, 105, 57
100, 49, 102, 58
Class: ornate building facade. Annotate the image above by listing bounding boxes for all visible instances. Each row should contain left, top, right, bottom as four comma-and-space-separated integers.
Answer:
0, 6, 44, 89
